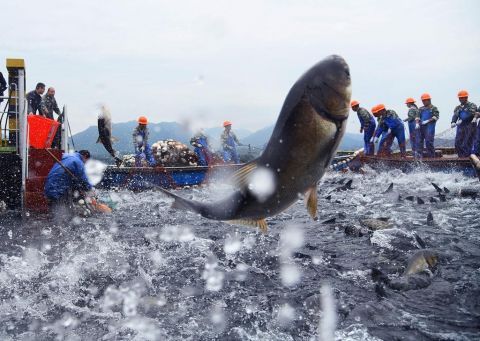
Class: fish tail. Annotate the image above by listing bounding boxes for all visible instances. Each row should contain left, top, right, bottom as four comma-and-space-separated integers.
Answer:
159, 188, 203, 214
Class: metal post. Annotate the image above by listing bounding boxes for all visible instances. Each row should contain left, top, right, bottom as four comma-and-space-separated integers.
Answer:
61, 105, 68, 151
18, 69, 27, 212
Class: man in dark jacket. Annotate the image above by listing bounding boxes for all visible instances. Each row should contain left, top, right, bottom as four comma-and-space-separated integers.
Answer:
0, 72, 6, 105
44, 150, 92, 215
27, 82, 46, 114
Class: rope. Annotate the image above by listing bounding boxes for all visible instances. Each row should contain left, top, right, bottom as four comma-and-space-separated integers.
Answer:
45, 148, 78, 180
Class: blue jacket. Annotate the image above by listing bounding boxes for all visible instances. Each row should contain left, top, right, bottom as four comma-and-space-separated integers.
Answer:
44, 152, 92, 199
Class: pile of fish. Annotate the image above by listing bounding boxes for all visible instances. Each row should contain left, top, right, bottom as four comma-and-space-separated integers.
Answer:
151, 139, 199, 167
120, 140, 200, 167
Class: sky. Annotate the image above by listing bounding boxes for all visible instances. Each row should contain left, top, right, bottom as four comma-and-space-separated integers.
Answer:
2, 0, 480, 135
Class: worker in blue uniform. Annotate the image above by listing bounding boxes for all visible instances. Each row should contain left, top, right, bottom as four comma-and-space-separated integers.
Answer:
372, 104, 406, 157
190, 132, 212, 166
417, 93, 439, 158
451, 90, 478, 157
473, 109, 480, 156
221, 121, 242, 163
351, 100, 376, 155
404, 98, 420, 158
44, 150, 93, 212
132, 116, 156, 167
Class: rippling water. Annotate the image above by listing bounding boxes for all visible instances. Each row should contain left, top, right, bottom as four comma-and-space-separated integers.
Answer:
0, 168, 479, 340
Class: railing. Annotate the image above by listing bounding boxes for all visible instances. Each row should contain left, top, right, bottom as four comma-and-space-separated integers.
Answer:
0, 83, 20, 152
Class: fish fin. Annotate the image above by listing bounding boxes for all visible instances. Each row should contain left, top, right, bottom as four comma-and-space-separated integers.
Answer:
111, 136, 119, 143
229, 160, 258, 188
305, 185, 318, 220
96, 136, 101, 144
159, 187, 203, 214
228, 218, 268, 233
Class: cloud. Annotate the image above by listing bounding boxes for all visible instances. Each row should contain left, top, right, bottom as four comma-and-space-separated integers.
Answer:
2, 0, 479, 135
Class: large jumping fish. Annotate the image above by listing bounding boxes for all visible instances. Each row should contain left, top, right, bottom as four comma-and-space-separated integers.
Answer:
97, 105, 122, 166
160, 55, 351, 231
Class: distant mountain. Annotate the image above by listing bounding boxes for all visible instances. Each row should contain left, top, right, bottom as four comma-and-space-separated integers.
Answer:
72, 121, 365, 162
243, 125, 275, 147
241, 124, 364, 151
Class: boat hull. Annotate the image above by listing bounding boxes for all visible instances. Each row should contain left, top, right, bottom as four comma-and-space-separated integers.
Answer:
99, 164, 242, 190
350, 148, 477, 177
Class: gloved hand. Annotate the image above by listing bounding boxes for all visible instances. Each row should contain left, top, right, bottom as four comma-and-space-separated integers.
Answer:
473, 118, 478, 124
386, 129, 391, 135
360, 128, 363, 133
456, 119, 462, 126
415, 123, 420, 129
421, 119, 430, 125
114, 157, 123, 167
451, 122, 456, 128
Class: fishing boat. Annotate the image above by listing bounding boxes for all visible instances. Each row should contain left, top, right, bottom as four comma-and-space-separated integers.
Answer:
99, 163, 242, 190
342, 147, 478, 177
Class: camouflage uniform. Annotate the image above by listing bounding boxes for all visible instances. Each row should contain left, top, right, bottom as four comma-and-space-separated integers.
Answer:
452, 101, 478, 157
356, 107, 374, 130
220, 130, 240, 149
221, 130, 241, 163
132, 126, 155, 166
132, 126, 150, 150
417, 104, 439, 157
356, 107, 376, 155
40, 94, 61, 120
406, 107, 420, 122
406, 105, 420, 156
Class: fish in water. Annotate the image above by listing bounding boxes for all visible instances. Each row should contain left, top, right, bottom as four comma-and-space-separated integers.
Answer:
413, 232, 427, 248
443, 187, 450, 193
417, 197, 425, 205
359, 218, 392, 231
431, 182, 443, 193
405, 195, 415, 201
438, 194, 447, 202
383, 183, 393, 193
404, 250, 438, 276
372, 250, 438, 292
460, 188, 478, 199
334, 179, 353, 192
159, 55, 351, 231
97, 105, 122, 167
321, 217, 336, 224
429, 197, 438, 203
427, 212, 434, 226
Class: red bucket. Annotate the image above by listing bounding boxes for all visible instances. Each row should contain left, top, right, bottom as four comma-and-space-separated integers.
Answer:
28, 115, 60, 149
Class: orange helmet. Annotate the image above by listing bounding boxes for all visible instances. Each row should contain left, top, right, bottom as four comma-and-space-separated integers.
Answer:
223, 120, 232, 127
138, 116, 148, 125
405, 97, 416, 104
457, 90, 469, 98
421, 93, 431, 101
372, 103, 385, 116
351, 100, 360, 107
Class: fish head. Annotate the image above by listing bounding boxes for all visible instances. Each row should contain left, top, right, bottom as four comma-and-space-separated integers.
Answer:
305, 55, 351, 123
424, 251, 438, 269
